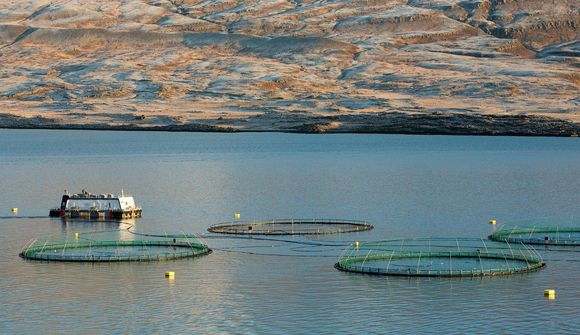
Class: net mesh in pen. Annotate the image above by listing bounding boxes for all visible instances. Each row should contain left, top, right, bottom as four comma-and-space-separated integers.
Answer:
208, 219, 373, 235
489, 225, 580, 246
335, 238, 544, 277
20, 231, 211, 262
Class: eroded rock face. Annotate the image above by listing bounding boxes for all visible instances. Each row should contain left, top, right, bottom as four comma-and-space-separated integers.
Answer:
0, 0, 578, 134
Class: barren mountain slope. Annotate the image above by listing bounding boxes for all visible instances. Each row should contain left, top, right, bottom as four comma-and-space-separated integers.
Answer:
0, 0, 578, 135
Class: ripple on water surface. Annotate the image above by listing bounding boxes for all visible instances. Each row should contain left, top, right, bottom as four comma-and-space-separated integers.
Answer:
0, 131, 579, 334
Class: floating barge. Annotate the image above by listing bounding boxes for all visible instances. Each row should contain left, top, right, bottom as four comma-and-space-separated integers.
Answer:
49, 190, 142, 219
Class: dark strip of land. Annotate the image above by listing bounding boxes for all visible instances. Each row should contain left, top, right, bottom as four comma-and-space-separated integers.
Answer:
1, 112, 578, 136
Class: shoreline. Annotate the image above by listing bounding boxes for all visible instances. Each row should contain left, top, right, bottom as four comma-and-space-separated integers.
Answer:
1, 112, 578, 137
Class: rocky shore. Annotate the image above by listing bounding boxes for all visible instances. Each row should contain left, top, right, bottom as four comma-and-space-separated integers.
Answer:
1, 111, 578, 136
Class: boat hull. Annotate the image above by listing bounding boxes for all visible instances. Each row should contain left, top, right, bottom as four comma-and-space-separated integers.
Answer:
49, 208, 142, 219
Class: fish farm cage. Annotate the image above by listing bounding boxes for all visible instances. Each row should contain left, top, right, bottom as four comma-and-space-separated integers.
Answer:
20, 231, 211, 262
207, 219, 374, 235
489, 225, 580, 246
335, 238, 545, 277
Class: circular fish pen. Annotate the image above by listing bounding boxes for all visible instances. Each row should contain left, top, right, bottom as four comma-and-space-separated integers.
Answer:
489, 226, 580, 246
335, 238, 545, 277
20, 233, 211, 262
208, 219, 373, 235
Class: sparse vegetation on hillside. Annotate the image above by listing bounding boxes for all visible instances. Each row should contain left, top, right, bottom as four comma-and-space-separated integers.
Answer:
0, 0, 578, 134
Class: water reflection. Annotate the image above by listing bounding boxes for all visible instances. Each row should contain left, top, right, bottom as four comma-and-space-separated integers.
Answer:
0, 131, 579, 334
58, 218, 136, 241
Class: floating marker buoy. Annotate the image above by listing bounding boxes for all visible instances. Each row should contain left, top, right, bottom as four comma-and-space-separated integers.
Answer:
489, 219, 497, 225
165, 271, 175, 279
355, 241, 359, 249
11, 208, 18, 213
544, 289, 555, 299
234, 213, 241, 219
74, 232, 79, 240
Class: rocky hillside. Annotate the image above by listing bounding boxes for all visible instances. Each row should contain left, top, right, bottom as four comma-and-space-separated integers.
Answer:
0, 0, 578, 135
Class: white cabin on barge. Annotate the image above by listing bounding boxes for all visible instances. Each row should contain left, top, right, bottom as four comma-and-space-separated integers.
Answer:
49, 190, 142, 219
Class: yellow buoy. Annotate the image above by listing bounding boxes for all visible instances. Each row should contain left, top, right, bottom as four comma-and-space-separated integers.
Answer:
234, 213, 241, 219
544, 289, 555, 299
74, 232, 79, 240
11, 208, 18, 213
355, 241, 359, 249
489, 219, 497, 225
165, 271, 175, 279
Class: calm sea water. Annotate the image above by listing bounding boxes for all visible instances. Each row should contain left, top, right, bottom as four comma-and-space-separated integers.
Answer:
0, 130, 579, 334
